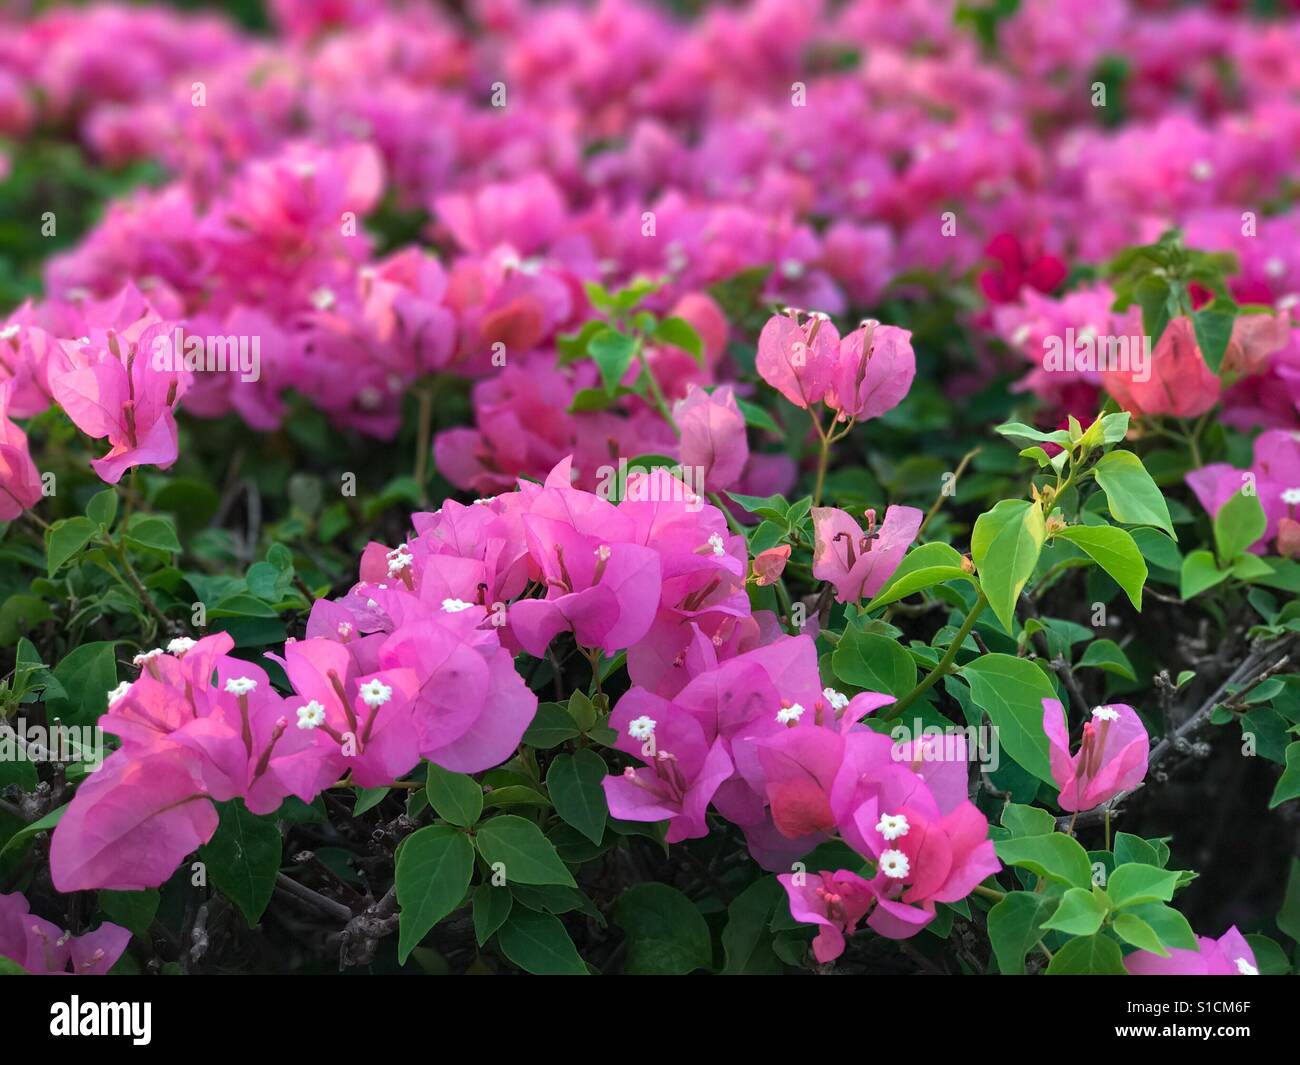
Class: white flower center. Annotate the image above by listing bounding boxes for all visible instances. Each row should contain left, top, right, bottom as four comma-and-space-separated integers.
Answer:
707, 533, 726, 556
879, 849, 910, 879
876, 813, 910, 841
1280, 487, 1300, 506
1235, 957, 1259, 976
1091, 706, 1119, 722
296, 701, 326, 730
132, 648, 164, 666
627, 716, 656, 741
775, 702, 805, 725
225, 676, 258, 696
441, 598, 474, 613
107, 681, 132, 707
166, 637, 197, 654
822, 687, 849, 711
359, 680, 393, 708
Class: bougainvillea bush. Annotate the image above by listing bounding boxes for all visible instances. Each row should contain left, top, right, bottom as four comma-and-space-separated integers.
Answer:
0, 0, 1298, 979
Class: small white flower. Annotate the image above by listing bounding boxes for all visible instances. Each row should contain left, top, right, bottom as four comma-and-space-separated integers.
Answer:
296, 701, 326, 730
472, 497, 493, 506
359, 679, 393, 708
337, 622, 353, 638
781, 259, 806, 280
879, 849, 911, 879
822, 687, 849, 711
627, 716, 657, 741
775, 703, 805, 725
387, 554, 412, 575
0, 324, 19, 340
594, 544, 612, 562
1190, 159, 1214, 181
365, 598, 379, 609
1011, 323, 1032, 347
357, 387, 381, 410
1235, 957, 1259, 976
1091, 706, 1120, 722
707, 533, 726, 557
876, 813, 910, 841
441, 598, 474, 613
107, 681, 132, 707
166, 637, 197, 654
132, 648, 164, 666
225, 676, 258, 697
1265, 256, 1287, 280
1280, 487, 1300, 506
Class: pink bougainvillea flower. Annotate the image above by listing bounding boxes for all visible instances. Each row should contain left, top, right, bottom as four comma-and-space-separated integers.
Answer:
379, 613, 538, 773
601, 688, 733, 843
825, 321, 916, 422
1043, 699, 1149, 812
979, 232, 1066, 304
48, 317, 190, 484
508, 469, 663, 656
1103, 317, 1220, 420
755, 310, 839, 409
674, 383, 749, 492
0, 381, 42, 520
1186, 428, 1300, 554
777, 869, 877, 963
1124, 925, 1260, 976
0, 892, 130, 975
50, 747, 220, 893
811, 504, 923, 604
752, 545, 791, 586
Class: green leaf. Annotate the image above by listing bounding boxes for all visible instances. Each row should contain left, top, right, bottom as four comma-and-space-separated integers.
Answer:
652, 316, 703, 363
1112, 833, 1159, 866
475, 815, 576, 887
472, 882, 513, 946
831, 628, 916, 699
612, 883, 712, 975
1040, 887, 1108, 936
995, 832, 1093, 889
994, 422, 1073, 447
588, 329, 637, 393
725, 491, 790, 523
44, 641, 118, 728
960, 654, 1056, 784
971, 499, 1045, 631
123, 516, 182, 555
866, 566, 975, 610
735, 395, 780, 433
1269, 742, 1300, 809
496, 909, 587, 974
1077, 639, 1136, 681
1053, 525, 1147, 610
546, 749, 608, 845
1113, 912, 1169, 956
1107, 863, 1181, 907
1124, 902, 1197, 951
46, 517, 98, 576
98, 889, 160, 940
199, 800, 282, 927
85, 489, 119, 532
522, 702, 581, 748
1045, 932, 1127, 974
987, 892, 1060, 975
1180, 549, 1230, 599
1000, 803, 1056, 838
1092, 450, 1176, 539
721, 878, 783, 975
0, 804, 65, 876
1192, 300, 1237, 375
424, 764, 484, 828
395, 825, 474, 962
1213, 490, 1267, 565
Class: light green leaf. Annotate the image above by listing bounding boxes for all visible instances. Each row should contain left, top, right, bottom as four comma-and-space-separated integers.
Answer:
475, 815, 576, 887
1054, 525, 1147, 610
831, 628, 915, 699
995, 832, 1093, 890
1092, 450, 1176, 539
971, 500, 1045, 631
1040, 887, 1108, 936
987, 891, 1060, 975
960, 654, 1056, 784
